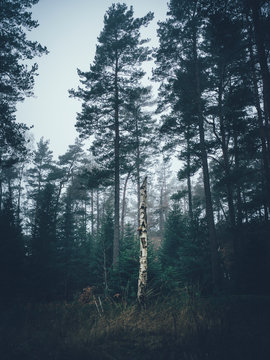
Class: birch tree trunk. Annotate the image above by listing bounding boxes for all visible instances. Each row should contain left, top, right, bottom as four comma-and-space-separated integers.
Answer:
137, 176, 148, 304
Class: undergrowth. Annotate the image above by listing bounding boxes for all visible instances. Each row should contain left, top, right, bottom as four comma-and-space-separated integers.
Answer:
1, 293, 270, 360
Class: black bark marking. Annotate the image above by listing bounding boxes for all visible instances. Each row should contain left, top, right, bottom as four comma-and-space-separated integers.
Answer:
141, 237, 147, 248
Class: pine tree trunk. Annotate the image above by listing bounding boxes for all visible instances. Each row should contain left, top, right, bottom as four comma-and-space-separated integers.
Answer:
121, 171, 130, 239
91, 189, 94, 235
137, 173, 141, 227
247, 17, 270, 216
54, 180, 64, 227
0, 178, 2, 211
187, 136, 193, 220
218, 75, 236, 227
135, 117, 141, 227
192, 29, 221, 290
96, 189, 100, 233
251, 2, 270, 140
243, 191, 249, 223
113, 53, 120, 266
159, 185, 164, 235
137, 177, 148, 304
16, 164, 24, 220
103, 245, 108, 296
233, 131, 243, 226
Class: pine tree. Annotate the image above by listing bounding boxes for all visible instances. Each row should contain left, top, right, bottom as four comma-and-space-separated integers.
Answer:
30, 183, 57, 300
93, 205, 114, 295
155, 0, 221, 289
122, 86, 157, 226
70, 3, 153, 265
26, 138, 54, 237
0, 0, 47, 162
0, 195, 24, 299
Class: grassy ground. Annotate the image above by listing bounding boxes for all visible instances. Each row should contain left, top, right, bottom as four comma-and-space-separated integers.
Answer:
1, 294, 270, 360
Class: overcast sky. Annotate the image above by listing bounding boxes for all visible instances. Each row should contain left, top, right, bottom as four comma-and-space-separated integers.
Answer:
16, 0, 168, 157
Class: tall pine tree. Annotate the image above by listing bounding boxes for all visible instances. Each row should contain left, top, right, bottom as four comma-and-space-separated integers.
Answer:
70, 4, 153, 265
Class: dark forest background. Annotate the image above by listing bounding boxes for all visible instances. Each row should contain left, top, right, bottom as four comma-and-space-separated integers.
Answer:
1, 0, 270, 359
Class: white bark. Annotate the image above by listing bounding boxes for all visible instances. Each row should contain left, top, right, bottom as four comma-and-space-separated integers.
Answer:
137, 176, 148, 304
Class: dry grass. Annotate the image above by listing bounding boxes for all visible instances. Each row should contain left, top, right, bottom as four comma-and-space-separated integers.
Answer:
1, 294, 270, 360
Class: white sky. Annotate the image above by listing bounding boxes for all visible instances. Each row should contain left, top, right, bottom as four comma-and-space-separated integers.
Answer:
16, 0, 168, 157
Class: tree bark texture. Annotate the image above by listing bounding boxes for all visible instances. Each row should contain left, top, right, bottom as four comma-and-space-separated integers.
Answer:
137, 176, 148, 304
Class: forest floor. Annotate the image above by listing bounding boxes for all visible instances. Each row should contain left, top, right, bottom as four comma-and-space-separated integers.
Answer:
1, 294, 270, 360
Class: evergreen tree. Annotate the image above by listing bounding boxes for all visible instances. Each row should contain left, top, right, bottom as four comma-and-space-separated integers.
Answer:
93, 206, 114, 294
26, 138, 54, 233
122, 86, 157, 226
70, 3, 153, 265
58, 186, 93, 300
160, 204, 211, 293
111, 223, 139, 299
30, 183, 57, 300
155, 0, 221, 289
0, 195, 24, 299
0, 0, 47, 163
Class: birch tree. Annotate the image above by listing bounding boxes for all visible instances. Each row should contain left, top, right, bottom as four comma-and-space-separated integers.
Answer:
137, 177, 148, 304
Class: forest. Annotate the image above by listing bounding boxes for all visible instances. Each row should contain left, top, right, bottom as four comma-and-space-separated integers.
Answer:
1, 0, 270, 359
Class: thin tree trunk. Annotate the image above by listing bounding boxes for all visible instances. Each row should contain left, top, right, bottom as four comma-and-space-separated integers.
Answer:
187, 136, 193, 220
192, 28, 221, 290
54, 180, 64, 226
16, 164, 24, 220
103, 245, 108, 296
113, 52, 120, 266
0, 154, 2, 211
162, 164, 168, 222
233, 131, 243, 226
247, 17, 270, 216
251, 2, 270, 138
135, 116, 141, 227
137, 177, 148, 304
218, 74, 236, 227
96, 189, 100, 233
0, 178, 2, 211
84, 199, 87, 239
159, 185, 164, 235
243, 191, 249, 223
121, 171, 130, 240
136, 173, 141, 227
91, 189, 94, 235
